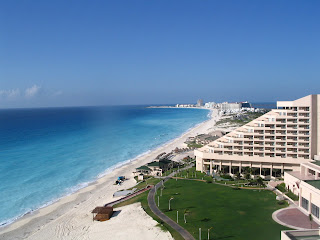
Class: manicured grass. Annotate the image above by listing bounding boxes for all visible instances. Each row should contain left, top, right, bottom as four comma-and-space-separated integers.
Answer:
158, 179, 290, 240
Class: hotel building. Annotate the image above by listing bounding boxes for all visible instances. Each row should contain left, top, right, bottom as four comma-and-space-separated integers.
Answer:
195, 94, 320, 179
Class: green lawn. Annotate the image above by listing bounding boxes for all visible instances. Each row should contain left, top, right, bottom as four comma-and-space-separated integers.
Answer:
158, 179, 290, 240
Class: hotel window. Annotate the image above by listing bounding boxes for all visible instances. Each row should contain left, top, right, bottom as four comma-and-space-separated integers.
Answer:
312, 203, 319, 218
302, 197, 309, 211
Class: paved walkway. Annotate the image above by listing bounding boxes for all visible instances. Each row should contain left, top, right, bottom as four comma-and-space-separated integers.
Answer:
148, 165, 195, 240
148, 177, 195, 240
104, 185, 152, 207
273, 207, 320, 230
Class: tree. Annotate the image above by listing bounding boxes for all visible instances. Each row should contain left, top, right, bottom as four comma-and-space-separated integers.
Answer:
184, 209, 190, 223
256, 177, 265, 187
236, 172, 241, 180
245, 173, 251, 180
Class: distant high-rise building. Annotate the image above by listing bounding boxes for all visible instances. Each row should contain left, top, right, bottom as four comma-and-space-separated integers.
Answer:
220, 102, 241, 111
197, 99, 204, 107
241, 101, 252, 109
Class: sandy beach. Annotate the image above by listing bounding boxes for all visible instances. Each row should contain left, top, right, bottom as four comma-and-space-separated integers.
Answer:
0, 109, 221, 240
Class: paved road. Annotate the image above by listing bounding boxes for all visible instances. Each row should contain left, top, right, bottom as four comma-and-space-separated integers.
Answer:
147, 174, 195, 240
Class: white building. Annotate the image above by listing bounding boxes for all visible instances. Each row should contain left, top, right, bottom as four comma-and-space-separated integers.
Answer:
195, 94, 320, 179
220, 102, 241, 111
284, 159, 320, 223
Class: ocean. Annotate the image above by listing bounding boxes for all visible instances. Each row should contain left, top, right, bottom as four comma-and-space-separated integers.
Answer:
0, 105, 209, 226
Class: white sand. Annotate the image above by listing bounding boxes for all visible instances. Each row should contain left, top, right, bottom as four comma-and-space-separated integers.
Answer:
0, 109, 220, 240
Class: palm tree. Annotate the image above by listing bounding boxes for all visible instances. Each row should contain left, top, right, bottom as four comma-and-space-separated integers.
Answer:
184, 209, 190, 223
257, 177, 265, 187
236, 172, 241, 180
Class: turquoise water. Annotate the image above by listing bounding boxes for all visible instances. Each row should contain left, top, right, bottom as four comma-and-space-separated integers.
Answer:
0, 105, 209, 226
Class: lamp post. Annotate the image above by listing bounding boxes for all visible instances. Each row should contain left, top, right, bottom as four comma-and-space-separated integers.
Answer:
208, 227, 213, 240
177, 211, 178, 223
199, 228, 201, 240
169, 197, 174, 211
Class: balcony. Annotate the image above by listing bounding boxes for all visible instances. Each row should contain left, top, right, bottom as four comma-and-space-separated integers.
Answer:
276, 119, 286, 123
287, 113, 298, 117
287, 118, 297, 122
264, 143, 274, 148
299, 131, 310, 136
299, 113, 310, 118
265, 153, 275, 157
299, 137, 310, 142
244, 152, 253, 156
265, 124, 275, 129
298, 119, 309, 123
234, 147, 243, 150
275, 131, 286, 135
298, 107, 310, 111
254, 147, 264, 151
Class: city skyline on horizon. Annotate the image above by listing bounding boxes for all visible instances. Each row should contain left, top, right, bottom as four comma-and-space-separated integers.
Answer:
1, 1, 320, 108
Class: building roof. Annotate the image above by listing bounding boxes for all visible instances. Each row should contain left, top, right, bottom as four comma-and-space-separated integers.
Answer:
148, 161, 160, 167
92, 206, 113, 213
305, 180, 320, 190
148, 159, 172, 168
136, 165, 151, 171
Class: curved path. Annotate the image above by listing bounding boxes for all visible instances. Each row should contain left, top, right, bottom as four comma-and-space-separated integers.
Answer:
147, 176, 195, 240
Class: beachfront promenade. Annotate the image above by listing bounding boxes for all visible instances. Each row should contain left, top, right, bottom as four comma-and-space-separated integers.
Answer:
148, 171, 195, 240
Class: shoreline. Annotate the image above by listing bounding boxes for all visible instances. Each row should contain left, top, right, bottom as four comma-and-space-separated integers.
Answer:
0, 109, 210, 228
0, 109, 220, 240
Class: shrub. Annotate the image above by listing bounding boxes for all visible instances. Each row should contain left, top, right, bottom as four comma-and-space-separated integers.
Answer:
277, 200, 286, 205
287, 191, 299, 201
220, 174, 233, 180
276, 183, 287, 193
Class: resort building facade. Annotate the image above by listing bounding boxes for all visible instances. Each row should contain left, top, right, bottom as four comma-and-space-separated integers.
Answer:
195, 94, 320, 179
284, 161, 320, 224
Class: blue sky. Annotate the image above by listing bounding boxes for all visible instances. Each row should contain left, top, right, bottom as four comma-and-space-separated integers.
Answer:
1, 1, 319, 108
